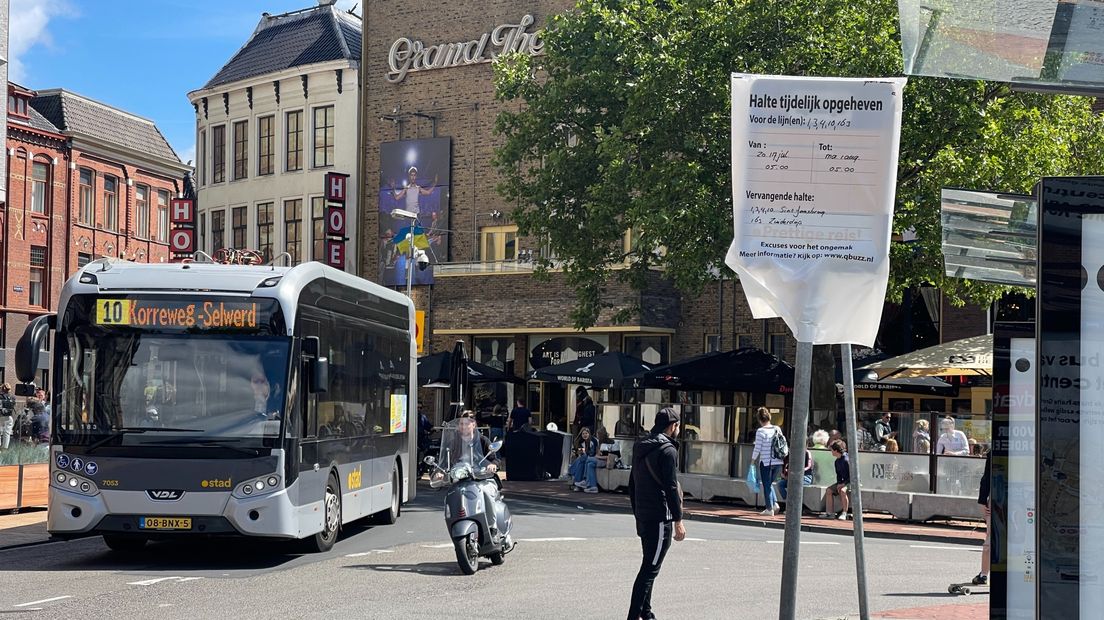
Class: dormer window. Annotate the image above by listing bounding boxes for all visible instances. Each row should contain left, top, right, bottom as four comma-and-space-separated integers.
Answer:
8, 84, 35, 119
8, 94, 29, 118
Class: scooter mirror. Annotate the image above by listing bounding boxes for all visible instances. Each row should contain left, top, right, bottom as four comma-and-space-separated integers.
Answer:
423, 456, 436, 465
487, 440, 503, 454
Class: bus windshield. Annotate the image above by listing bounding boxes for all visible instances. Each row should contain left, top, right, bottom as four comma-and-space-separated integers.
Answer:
58, 331, 291, 448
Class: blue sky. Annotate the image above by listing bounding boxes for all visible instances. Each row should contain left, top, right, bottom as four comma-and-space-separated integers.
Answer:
10, 0, 359, 166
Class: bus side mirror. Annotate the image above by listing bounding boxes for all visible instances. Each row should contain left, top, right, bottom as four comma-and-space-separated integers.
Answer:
15, 314, 55, 384
309, 357, 329, 394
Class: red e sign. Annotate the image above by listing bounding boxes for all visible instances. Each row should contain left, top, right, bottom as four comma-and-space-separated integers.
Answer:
325, 173, 348, 202
326, 240, 345, 269
170, 199, 194, 224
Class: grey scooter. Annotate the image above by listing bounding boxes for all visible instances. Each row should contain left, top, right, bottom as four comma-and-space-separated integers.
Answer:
425, 440, 515, 575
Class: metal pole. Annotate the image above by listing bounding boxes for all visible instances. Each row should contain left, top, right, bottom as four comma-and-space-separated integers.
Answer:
841, 343, 871, 620
779, 340, 813, 620
405, 224, 415, 298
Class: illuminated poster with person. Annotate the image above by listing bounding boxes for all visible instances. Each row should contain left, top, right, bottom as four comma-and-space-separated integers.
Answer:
378, 138, 451, 286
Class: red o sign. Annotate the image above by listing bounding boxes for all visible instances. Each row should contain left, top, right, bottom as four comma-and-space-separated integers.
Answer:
327, 205, 346, 236
170, 228, 194, 253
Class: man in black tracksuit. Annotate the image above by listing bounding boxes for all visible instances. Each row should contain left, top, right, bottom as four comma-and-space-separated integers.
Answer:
627, 407, 685, 620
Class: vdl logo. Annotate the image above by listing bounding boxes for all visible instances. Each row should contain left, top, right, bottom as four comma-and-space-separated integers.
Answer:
147, 490, 184, 501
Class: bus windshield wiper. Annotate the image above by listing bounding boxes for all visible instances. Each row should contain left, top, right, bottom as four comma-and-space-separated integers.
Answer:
85, 427, 202, 453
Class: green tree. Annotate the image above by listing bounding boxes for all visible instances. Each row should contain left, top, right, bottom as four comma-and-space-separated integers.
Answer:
493, 0, 1104, 330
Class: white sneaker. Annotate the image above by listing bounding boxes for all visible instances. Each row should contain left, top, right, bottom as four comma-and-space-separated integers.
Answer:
584, 487, 599, 493
837, 512, 849, 520
772, 503, 780, 512
573, 481, 588, 488
759, 509, 774, 516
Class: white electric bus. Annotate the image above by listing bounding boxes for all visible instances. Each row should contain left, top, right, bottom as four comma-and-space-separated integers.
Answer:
14, 259, 416, 552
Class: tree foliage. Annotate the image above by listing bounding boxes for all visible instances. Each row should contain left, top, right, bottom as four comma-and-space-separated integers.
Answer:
493, 0, 1104, 329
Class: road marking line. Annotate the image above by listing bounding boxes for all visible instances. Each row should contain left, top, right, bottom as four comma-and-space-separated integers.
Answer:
176, 577, 203, 583
345, 552, 371, 557
683, 537, 708, 542
910, 545, 980, 552
14, 596, 72, 607
421, 543, 454, 549
128, 577, 182, 586
515, 537, 586, 543
375, 549, 394, 553
766, 540, 839, 545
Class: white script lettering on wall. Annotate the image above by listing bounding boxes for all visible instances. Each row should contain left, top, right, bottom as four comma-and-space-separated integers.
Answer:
387, 15, 544, 83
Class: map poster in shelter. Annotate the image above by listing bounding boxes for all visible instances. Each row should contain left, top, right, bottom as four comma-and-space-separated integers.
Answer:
724, 74, 905, 346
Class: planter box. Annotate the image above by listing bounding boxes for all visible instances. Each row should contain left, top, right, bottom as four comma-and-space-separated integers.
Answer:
0, 463, 49, 511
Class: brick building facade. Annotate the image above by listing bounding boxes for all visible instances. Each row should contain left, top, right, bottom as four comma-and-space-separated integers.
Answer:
358, 2, 987, 427
1, 84, 188, 383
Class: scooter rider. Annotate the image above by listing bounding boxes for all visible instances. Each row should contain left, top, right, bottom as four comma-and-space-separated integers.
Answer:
439, 411, 501, 533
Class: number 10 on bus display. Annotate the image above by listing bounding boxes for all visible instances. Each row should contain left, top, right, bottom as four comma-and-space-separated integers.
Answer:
96, 299, 133, 325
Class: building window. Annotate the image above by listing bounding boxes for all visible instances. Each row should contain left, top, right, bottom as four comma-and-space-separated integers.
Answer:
79, 168, 95, 225
284, 198, 302, 265
29, 246, 47, 307
77, 253, 92, 268
212, 209, 226, 251
232, 206, 247, 249
312, 197, 326, 261
769, 334, 788, 359
737, 334, 756, 350
286, 110, 303, 172
258, 115, 274, 176
312, 105, 334, 168
233, 120, 248, 180
103, 175, 119, 231
623, 335, 670, 366
705, 335, 720, 353
135, 185, 150, 238
31, 161, 49, 214
198, 129, 206, 186
156, 190, 169, 242
481, 225, 518, 262
199, 212, 207, 253
212, 124, 226, 183
257, 202, 274, 262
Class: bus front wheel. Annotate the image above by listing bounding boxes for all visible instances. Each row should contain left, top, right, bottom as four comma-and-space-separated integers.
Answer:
103, 535, 147, 553
306, 475, 341, 553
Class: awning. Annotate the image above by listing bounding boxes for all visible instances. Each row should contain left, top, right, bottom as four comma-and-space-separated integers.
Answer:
853, 376, 958, 397
528, 351, 652, 389
638, 348, 794, 394
858, 334, 992, 379
416, 351, 522, 387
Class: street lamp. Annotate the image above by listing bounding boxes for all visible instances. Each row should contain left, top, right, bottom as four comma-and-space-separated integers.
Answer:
392, 209, 419, 297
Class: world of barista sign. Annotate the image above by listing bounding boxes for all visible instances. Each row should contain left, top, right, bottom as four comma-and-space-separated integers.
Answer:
387, 15, 544, 83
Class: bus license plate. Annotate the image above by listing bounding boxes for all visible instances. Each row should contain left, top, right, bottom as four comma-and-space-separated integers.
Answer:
139, 517, 192, 530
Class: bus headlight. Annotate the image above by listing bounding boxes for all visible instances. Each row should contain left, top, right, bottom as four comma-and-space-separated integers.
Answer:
234, 474, 281, 499
52, 471, 99, 497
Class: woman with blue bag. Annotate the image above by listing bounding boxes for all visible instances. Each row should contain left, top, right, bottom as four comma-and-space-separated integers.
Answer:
750, 407, 787, 516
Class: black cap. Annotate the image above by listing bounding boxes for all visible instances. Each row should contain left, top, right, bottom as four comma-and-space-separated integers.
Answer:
653, 406, 680, 430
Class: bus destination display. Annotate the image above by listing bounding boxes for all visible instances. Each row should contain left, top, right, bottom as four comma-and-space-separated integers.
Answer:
95, 298, 262, 329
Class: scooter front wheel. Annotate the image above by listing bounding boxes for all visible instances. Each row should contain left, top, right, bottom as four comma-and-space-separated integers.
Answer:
454, 532, 479, 575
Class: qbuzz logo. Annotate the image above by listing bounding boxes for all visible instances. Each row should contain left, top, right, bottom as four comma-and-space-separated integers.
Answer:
147, 489, 184, 501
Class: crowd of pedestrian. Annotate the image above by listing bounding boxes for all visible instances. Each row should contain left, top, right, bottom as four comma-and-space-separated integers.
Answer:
0, 383, 50, 451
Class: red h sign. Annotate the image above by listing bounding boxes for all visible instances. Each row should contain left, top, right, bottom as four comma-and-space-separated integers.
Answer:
170, 198, 194, 224
325, 172, 348, 202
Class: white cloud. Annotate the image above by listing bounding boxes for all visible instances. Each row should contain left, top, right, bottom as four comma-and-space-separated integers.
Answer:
334, 0, 360, 14
9, 0, 73, 83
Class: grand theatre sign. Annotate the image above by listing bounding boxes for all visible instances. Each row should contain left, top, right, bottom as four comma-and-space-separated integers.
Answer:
387, 15, 544, 83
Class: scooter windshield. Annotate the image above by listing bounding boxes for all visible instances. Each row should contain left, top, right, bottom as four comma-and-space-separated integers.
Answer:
439, 418, 486, 468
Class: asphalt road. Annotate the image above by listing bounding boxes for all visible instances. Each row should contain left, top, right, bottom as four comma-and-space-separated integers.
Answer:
0, 487, 983, 619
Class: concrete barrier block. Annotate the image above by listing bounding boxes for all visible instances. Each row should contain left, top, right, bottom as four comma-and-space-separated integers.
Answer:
859, 489, 912, 520
801, 486, 827, 512
598, 467, 631, 491
679, 474, 704, 500
910, 492, 983, 522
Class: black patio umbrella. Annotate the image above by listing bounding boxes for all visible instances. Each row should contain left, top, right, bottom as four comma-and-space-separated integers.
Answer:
638, 348, 794, 394
852, 376, 958, 397
416, 351, 521, 386
448, 340, 471, 420
528, 351, 653, 388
